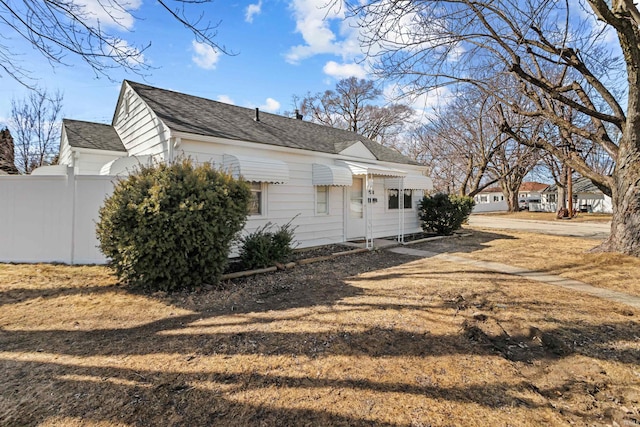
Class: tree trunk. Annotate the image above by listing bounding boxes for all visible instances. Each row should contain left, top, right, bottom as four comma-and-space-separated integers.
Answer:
598, 144, 640, 256
501, 182, 520, 212
596, 20, 640, 256
557, 164, 568, 210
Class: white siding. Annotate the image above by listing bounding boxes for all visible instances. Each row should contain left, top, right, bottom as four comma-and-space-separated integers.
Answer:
182, 138, 426, 247
113, 83, 170, 160
59, 128, 73, 166
182, 140, 346, 248
76, 151, 127, 175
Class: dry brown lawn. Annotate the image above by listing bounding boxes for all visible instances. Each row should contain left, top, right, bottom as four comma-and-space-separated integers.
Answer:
0, 233, 638, 426
420, 228, 640, 297
482, 211, 612, 223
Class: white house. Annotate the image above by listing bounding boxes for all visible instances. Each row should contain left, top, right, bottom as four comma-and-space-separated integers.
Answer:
11, 80, 431, 263
472, 182, 548, 212
542, 177, 612, 213
473, 186, 508, 213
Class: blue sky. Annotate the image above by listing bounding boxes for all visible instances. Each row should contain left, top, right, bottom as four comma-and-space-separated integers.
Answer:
0, 0, 383, 125
0, 0, 622, 130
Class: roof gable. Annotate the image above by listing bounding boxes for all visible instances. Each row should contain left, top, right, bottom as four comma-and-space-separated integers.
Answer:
338, 141, 377, 159
62, 119, 126, 152
124, 81, 418, 165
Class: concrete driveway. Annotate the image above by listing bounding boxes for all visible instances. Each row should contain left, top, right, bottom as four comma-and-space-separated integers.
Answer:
468, 214, 611, 239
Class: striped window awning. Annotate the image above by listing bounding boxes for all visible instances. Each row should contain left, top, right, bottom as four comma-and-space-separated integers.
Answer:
312, 163, 353, 186
385, 175, 433, 190
223, 154, 289, 183
336, 160, 407, 177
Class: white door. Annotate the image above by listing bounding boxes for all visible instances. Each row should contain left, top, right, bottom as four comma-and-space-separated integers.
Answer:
346, 177, 365, 239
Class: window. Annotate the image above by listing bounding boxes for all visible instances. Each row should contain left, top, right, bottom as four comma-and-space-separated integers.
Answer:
492, 195, 503, 202
248, 182, 263, 215
316, 186, 328, 214
350, 178, 363, 218
479, 195, 488, 203
548, 194, 557, 203
388, 189, 412, 209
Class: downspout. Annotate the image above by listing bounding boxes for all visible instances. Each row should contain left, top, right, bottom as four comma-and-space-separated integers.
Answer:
168, 135, 181, 163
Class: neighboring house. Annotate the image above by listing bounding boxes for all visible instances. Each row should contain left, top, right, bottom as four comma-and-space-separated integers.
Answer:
517, 182, 548, 211
473, 182, 548, 213
542, 177, 612, 213
53, 80, 432, 252
473, 186, 508, 213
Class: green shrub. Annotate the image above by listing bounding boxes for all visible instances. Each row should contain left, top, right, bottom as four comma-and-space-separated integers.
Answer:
418, 193, 475, 235
96, 159, 251, 292
239, 218, 298, 269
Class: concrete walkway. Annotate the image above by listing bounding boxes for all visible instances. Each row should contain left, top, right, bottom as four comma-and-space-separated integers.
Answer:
389, 246, 640, 310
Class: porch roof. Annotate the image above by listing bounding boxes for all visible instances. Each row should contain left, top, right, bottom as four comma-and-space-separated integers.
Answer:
336, 160, 407, 177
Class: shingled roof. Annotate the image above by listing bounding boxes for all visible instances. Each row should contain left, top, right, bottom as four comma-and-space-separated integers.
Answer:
124, 81, 417, 165
545, 177, 603, 194
63, 119, 126, 152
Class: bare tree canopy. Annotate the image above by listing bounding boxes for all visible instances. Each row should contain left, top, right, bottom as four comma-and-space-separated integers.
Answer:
0, 0, 227, 86
10, 89, 63, 174
338, 0, 640, 256
298, 77, 413, 146
413, 85, 541, 199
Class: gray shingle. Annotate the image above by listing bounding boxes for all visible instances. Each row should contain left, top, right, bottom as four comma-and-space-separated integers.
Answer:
126, 81, 418, 165
545, 177, 602, 193
63, 119, 126, 152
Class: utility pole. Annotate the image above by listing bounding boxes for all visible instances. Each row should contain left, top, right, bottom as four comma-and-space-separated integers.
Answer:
567, 166, 573, 218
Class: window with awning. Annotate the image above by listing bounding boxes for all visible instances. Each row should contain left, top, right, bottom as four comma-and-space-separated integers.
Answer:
312, 163, 352, 186
384, 175, 433, 190
222, 154, 289, 183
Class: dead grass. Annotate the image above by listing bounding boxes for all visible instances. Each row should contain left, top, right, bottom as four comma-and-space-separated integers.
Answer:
0, 243, 638, 426
418, 228, 640, 297
482, 211, 612, 223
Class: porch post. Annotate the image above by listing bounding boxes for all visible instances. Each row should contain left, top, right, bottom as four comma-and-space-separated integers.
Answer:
365, 173, 374, 249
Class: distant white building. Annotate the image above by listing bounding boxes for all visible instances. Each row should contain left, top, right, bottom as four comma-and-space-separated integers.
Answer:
473, 182, 549, 212
542, 177, 612, 213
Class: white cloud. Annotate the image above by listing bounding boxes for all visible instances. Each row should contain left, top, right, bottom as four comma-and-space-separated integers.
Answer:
192, 41, 221, 70
323, 61, 367, 79
217, 95, 235, 104
75, 0, 141, 30
259, 98, 281, 112
245, 0, 263, 23
285, 0, 361, 63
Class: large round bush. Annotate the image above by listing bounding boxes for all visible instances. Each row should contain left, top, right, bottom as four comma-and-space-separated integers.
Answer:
96, 159, 251, 291
418, 193, 475, 235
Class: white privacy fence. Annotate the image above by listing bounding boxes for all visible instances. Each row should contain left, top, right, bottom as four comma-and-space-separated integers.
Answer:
0, 169, 114, 264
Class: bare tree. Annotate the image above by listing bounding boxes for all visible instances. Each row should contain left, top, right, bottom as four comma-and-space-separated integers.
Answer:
338, 0, 640, 256
0, 0, 229, 87
299, 77, 413, 146
10, 89, 63, 174
412, 85, 538, 201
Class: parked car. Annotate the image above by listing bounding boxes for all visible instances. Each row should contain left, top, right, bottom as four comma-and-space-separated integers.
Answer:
519, 197, 542, 211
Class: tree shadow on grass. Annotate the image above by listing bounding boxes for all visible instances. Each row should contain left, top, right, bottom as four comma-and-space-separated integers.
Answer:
0, 247, 638, 426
